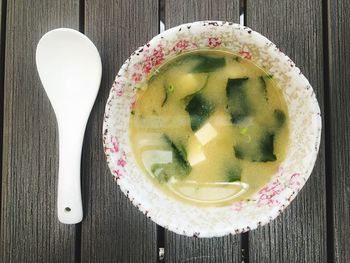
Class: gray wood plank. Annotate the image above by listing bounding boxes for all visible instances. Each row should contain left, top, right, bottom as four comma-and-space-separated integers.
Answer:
165, 0, 239, 26
1, 0, 80, 262
165, 234, 242, 263
164, 1, 242, 262
0, 0, 4, 199
246, 1, 327, 262
80, 1, 159, 262
328, 0, 350, 262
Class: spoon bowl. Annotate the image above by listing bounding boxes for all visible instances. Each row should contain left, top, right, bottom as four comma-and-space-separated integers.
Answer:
36, 28, 102, 224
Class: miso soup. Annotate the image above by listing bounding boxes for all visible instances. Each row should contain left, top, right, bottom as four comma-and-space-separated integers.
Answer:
129, 49, 289, 206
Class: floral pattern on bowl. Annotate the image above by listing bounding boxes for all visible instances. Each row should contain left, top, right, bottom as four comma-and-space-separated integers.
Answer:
103, 21, 321, 237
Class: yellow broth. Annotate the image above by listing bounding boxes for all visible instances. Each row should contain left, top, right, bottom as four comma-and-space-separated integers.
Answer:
129, 49, 289, 206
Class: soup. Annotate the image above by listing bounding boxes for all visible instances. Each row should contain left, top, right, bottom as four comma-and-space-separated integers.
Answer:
129, 49, 289, 206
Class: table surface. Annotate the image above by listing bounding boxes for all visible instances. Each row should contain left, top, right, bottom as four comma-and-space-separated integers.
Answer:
0, 0, 349, 262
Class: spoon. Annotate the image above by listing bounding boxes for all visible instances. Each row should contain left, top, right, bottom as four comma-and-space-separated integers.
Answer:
36, 28, 102, 224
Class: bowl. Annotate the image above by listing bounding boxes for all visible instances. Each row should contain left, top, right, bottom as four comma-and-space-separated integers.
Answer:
102, 21, 321, 237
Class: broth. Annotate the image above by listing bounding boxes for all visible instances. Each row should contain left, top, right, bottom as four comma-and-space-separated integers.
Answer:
129, 49, 289, 206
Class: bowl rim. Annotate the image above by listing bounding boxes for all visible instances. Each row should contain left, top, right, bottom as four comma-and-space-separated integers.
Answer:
102, 20, 322, 237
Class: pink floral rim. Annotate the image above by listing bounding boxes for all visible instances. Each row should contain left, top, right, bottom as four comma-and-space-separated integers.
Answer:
103, 21, 322, 237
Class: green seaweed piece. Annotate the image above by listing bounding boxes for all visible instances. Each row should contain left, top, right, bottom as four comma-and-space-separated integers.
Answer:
226, 165, 242, 182
226, 78, 248, 97
151, 136, 191, 182
226, 78, 250, 124
233, 56, 241, 62
183, 74, 214, 131
274, 109, 286, 128
230, 112, 247, 124
151, 163, 171, 183
259, 132, 277, 162
233, 145, 245, 160
185, 94, 215, 131
259, 76, 268, 99
234, 132, 276, 162
161, 86, 168, 107
163, 135, 191, 176
164, 136, 187, 163
191, 55, 226, 73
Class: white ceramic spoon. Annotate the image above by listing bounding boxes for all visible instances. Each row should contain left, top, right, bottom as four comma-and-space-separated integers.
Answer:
36, 28, 102, 224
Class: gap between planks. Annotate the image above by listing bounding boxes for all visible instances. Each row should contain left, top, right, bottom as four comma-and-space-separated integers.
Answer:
0, 0, 8, 250
157, 0, 166, 262
75, 0, 85, 262
322, 0, 334, 262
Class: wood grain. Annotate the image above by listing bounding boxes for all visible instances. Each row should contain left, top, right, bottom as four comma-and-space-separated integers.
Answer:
328, 0, 350, 262
165, 235, 242, 263
246, 1, 327, 262
163, 1, 242, 262
80, 1, 159, 262
1, 0, 80, 262
165, 0, 239, 26
0, 0, 4, 212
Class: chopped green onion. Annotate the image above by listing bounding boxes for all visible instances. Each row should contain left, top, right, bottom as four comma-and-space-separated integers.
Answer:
167, 84, 175, 93
240, 127, 248, 135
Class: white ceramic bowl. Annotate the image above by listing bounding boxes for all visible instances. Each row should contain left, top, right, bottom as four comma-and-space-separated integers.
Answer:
103, 21, 321, 237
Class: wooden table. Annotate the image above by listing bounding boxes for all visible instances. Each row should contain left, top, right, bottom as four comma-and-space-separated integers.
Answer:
0, 0, 349, 262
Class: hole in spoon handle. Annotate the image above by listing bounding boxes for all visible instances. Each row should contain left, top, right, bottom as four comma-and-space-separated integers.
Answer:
57, 165, 83, 223
57, 186, 83, 224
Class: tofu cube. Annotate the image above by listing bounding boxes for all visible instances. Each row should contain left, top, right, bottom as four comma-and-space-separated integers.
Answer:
187, 136, 206, 166
194, 122, 218, 145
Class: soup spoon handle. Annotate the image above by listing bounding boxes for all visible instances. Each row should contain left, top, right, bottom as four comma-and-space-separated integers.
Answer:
57, 119, 85, 224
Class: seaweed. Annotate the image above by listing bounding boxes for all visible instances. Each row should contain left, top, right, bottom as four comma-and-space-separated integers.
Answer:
258, 132, 277, 162
226, 165, 242, 182
191, 55, 226, 73
234, 132, 276, 162
274, 109, 286, 128
150, 135, 191, 182
259, 76, 268, 99
151, 163, 171, 183
185, 94, 215, 131
226, 78, 250, 124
